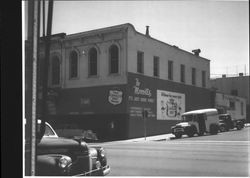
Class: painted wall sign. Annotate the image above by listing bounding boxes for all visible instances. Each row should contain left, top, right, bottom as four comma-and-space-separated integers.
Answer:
128, 75, 156, 118
157, 90, 185, 120
133, 78, 152, 97
108, 89, 123, 105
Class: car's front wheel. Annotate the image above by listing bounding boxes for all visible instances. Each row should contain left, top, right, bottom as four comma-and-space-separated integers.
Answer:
175, 133, 182, 139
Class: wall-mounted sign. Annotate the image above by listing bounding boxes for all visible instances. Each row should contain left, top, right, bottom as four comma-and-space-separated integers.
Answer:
108, 89, 123, 105
157, 90, 185, 120
133, 78, 152, 97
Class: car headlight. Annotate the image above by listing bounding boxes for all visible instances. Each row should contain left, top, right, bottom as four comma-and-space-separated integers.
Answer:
58, 156, 71, 169
96, 160, 101, 169
99, 148, 106, 157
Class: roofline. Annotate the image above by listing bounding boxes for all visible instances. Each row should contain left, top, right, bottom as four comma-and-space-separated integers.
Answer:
65, 23, 134, 40
131, 26, 210, 62
211, 75, 250, 80
182, 108, 218, 115
49, 23, 210, 62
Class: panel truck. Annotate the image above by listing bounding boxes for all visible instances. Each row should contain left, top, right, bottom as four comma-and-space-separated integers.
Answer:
171, 108, 220, 138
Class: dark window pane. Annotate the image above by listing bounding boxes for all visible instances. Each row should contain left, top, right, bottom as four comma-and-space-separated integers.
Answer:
168, 61, 173, 80
109, 45, 119, 74
89, 48, 97, 76
202, 70, 206, 87
231, 89, 238, 96
70, 51, 78, 78
153, 56, 159, 77
137, 51, 144, 74
180, 64, 185, 83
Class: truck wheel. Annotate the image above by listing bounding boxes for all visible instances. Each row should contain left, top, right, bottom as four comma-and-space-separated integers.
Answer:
187, 125, 196, 137
236, 124, 242, 130
175, 133, 182, 139
187, 132, 194, 137
219, 125, 226, 132
198, 131, 204, 136
210, 124, 218, 135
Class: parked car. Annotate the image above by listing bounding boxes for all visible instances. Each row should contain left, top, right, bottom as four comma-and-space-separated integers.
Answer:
171, 108, 220, 138
26, 121, 110, 176
219, 114, 244, 132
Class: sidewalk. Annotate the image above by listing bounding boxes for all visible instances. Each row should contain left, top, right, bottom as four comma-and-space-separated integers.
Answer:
108, 123, 250, 144
107, 133, 175, 144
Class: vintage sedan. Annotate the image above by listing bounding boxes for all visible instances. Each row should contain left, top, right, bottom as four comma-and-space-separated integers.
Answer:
33, 121, 110, 176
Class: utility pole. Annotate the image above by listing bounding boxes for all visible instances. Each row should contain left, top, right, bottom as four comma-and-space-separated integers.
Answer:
143, 109, 148, 140
25, 0, 53, 175
25, 0, 40, 175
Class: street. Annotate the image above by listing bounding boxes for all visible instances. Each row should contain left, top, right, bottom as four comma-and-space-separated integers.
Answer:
96, 127, 250, 176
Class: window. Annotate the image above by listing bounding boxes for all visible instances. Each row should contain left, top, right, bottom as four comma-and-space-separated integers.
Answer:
192, 67, 196, 85
229, 101, 235, 110
153, 56, 159, 77
202, 70, 206, 87
137, 51, 144, 74
89, 48, 98, 76
109, 45, 119, 74
69, 51, 78, 79
168, 60, 173, 80
51, 56, 60, 85
231, 89, 238, 96
180, 64, 185, 83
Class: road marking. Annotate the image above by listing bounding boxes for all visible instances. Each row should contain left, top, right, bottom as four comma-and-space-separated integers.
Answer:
168, 140, 250, 145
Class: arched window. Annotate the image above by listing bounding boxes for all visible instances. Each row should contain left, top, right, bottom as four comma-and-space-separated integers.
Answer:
88, 48, 98, 76
51, 56, 60, 85
69, 51, 78, 79
109, 45, 119, 74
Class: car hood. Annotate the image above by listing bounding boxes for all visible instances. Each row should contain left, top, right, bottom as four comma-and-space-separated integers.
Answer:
176, 122, 190, 127
37, 137, 88, 155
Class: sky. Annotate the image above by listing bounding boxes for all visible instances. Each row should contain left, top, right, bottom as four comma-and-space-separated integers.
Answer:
24, 0, 249, 78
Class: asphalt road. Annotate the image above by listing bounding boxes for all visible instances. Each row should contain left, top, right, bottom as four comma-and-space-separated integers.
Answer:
97, 127, 250, 176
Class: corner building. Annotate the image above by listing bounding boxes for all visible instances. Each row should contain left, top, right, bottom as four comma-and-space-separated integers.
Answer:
40, 23, 213, 140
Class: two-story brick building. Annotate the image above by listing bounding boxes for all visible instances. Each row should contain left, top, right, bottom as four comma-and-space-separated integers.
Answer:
35, 23, 214, 140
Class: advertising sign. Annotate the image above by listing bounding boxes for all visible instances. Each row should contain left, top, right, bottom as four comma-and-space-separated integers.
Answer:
128, 75, 156, 118
157, 90, 185, 120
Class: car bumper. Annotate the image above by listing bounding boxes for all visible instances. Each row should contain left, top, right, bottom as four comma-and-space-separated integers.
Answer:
74, 165, 110, 176
172, 127, 185, 134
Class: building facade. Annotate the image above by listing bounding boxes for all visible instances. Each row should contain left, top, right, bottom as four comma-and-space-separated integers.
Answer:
215, 92, 246, 121
211, 75, 250, 123
35, 23, 213, 140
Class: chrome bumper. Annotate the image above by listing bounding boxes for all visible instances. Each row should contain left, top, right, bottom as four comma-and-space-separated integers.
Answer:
74, 165, 111, 176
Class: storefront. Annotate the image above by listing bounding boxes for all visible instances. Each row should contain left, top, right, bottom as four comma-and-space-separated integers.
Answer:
46, 72, 213, 140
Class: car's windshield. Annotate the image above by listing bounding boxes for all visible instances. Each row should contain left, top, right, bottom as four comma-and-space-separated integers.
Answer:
219, 115, 228, 121
182, 115, 194, 122
44, 124, 57, 137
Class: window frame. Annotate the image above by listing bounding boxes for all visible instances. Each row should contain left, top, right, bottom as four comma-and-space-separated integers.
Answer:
69, 50, 79, 79
109, 44, 119, 74
88, 47, 98, 77
180, 64, 185, 83
137, 51, 144, 74
153, 56, 159, 77
168, 60, 173, 80
202, 70, 206, 87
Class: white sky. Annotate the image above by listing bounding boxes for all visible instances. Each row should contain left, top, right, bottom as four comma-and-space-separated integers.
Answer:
24, 1, 249, 77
